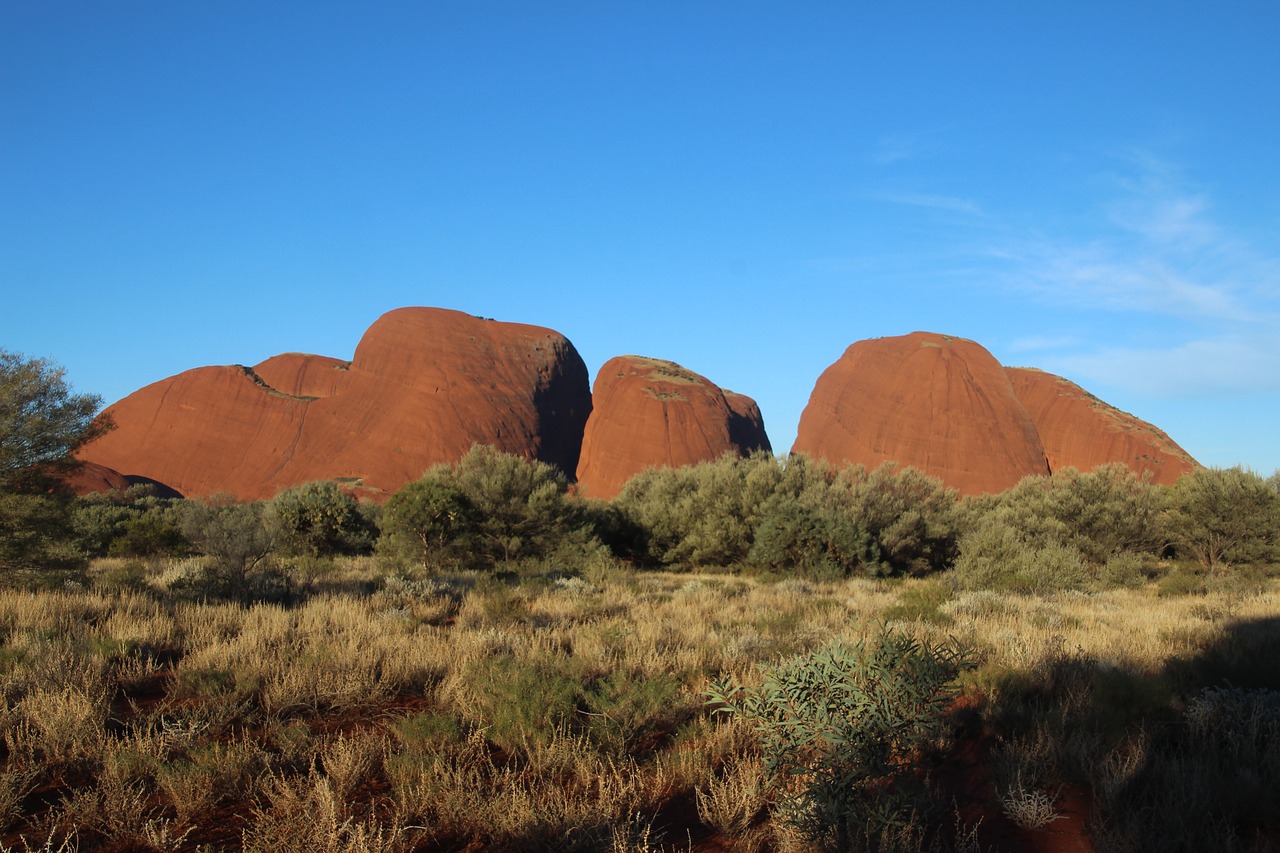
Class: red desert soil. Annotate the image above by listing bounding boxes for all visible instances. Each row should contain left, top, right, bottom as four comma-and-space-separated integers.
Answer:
574, 355, 771, 500
78, 307, 592, 500
792, 332, 1052, 496
1005, 366, 1198, 485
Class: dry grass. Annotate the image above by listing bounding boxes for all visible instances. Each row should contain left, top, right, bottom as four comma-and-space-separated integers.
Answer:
0, 562, 1274, 849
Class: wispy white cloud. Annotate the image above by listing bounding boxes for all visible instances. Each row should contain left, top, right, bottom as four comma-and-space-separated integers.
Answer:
1005, 334, 1083, 354
875, 191, 986, 218
1049, 333, 1280, 398
991, 152, 1280, 399
870, 130, 946, 166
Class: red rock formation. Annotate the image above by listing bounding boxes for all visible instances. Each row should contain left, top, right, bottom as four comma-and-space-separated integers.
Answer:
79, 308, 592, 501
575, 356, 771, 500
725, 391, 772, 456
253, 353, 350, 398
77, 365, 313, 500
792, 332, 1050, 495
63, 461, 131, 495
1006, 367, 1198, 484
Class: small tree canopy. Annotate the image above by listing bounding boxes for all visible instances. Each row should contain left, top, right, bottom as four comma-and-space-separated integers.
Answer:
1167, 467, 1280, 570
0, 349, 112, 492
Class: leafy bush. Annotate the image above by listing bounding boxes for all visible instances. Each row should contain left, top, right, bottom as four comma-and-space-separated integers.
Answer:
958, 465, 1168, 577
380, 478, 478, 571
829, 462, 959, 576
706, 630, 974, 850
382, 445, 603, 571
270, 480, 374, 558
106, 513, 187, 558
1166, 466, 1280, 570
953, 518, 1091, 594
176, 496, 278, 589
614, 451, 783, 568
0, 492, 87, 576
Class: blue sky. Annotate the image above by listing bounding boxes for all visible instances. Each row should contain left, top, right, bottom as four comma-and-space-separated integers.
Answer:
3, 2, 1278, 474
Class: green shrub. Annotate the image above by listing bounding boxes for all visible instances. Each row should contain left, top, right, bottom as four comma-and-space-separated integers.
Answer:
1156, 567, 1209, 597
584, 670, 684, 754
0, 491, 87, 577
706, 630, 974, 850
615, 451, 783, 568
831, 463, 959, 576
107, 512, 187, 558
270, 480, 374, 557
748, 493, 874, 579
883, 580, 954, 625
463, 653, 586, 751
1166, 466, 1280, 570
176, 496, 278, 589
953, 519, 1091, 594
380, 478, 478, 571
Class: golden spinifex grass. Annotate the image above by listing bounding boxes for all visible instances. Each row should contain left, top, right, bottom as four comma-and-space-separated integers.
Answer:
0, 561, 1276, 851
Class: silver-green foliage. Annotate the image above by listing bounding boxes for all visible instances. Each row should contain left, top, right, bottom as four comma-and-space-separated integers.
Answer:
270, 480, 373, 557
1166, 466, 1280, 569
706, 630, 974, 850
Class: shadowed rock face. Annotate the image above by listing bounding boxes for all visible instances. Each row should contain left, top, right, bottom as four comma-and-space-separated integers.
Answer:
1005, 367, 1198, 484
724, 391, 772, 456
792, 332, 1051, 495
79, 308, 592, 501
575, 356, 772, 500
63, 461, 132, 495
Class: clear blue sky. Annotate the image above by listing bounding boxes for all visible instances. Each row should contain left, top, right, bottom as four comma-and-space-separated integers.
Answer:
3, 2, 1278, 474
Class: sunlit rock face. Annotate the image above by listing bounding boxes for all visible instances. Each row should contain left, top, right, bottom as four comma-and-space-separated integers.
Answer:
79, 307, 593, 501
574, 356, 771, 500
1005, 366, 1198, 485
792, 332, 1051, 495
793, 331, 1199, 495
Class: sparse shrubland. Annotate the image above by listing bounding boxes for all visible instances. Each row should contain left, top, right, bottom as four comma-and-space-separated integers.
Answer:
1, 444, 1279, 849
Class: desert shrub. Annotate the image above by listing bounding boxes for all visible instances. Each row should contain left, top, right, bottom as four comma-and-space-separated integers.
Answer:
953, 518, 1091, 594
614, 451, 783, 568
1156, 567, 1209, 597
176, 496, 279, 589
380, 478, 478, 571
383, 445, 599, 570
828, 463, 959, 576
1166, 466, 1280, 570
706, 630, 974, 850
748, 493, 873, 579
583, 669, 684, 754
883, 579, 954, 625
107, 512, 187, 558
461, 653, 587, 751
620, 455, 959, 577
959, 466, 1169, 584
270, 480, 374, 558
0, 492, 86, 578
71, 496, 136, 557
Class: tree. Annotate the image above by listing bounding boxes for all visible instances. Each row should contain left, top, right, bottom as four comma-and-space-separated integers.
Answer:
381, 478, 478, 571
0, 350, 111, 575
1166, 467, 1280, 570
177, 496, 279, 587
1, 349, 112, 493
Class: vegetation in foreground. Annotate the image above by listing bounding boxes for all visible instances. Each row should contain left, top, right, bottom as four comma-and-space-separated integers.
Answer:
0, 561, 1276, 852
2, 350, 1279, 850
